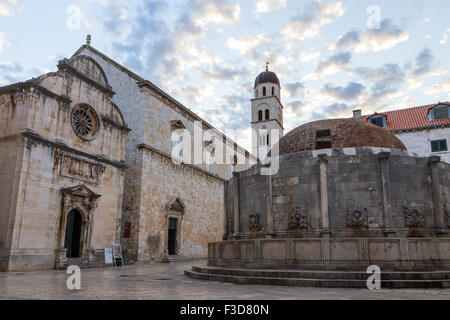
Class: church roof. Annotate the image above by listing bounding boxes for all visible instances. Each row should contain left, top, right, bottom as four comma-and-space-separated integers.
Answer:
254, 70, 280, 87
276, 118, 406, 156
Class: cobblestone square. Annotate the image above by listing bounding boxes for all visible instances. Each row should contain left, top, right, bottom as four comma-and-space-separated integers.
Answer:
0, 261, 449, 300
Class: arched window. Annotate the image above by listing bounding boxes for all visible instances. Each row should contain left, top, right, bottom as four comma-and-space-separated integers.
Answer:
258, 110, 263, 121
267, 134, 270, 146
265, 109, 270, 120
272, 87, 274, 96
263, 87, 266, 96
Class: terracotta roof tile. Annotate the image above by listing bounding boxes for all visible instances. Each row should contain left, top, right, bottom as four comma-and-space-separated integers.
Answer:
362, 102, 450, 131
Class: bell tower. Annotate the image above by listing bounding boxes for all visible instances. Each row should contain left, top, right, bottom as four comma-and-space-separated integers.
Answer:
251, 63, 284, 159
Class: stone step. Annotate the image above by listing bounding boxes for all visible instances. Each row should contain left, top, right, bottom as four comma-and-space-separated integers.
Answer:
185, 267, 450, 289
192, 266, 450, 281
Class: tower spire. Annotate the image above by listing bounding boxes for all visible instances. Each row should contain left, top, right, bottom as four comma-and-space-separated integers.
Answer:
86, 34, 92, 46
265, 60, 270, 71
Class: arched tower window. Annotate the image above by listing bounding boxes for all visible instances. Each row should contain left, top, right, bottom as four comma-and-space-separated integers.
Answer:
265, 109, 270, 120
258, 110, 263, 121
263, 87, 266, 96
272, 87, 274, 96
267, 134, 270, 146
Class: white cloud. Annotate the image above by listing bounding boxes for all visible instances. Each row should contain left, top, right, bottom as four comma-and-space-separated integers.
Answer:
226, 34, 271, 55
440, 28, 450, 45
407, 78, 422, 90
280, 2, 346, 49
329, 19, 409, 53
256, 0, 286, 13
0, 0, 19, 16
194, 0, 240, 26
298, 51, 320, 63
425, 79, 450, 97
304, 52, 351, 80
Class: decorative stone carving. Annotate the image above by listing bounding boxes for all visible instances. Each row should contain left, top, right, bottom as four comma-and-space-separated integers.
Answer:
166, 197, 186, 212
288, 207, 308, 230
56, 248, 68, 261
57, 152, 105, 184
442, 197, 450, 227
346, 208, 368, 227
403, 206, 424, 227
249, 213, 263, 233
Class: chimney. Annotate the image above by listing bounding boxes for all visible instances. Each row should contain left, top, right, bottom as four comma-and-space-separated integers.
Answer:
353, 109, 362, 120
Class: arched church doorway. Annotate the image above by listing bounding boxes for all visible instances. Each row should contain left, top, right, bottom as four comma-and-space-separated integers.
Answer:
64, 209, 83, 258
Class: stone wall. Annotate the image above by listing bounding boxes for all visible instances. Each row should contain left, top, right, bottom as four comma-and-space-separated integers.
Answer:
225, 148, 450, 239
208, 237, 450, 271
128, 145, 226, 261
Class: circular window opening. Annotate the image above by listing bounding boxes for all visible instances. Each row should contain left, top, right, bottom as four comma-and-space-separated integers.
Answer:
71, 104, 99, 140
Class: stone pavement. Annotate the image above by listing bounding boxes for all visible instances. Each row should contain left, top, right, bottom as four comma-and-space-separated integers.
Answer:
0, 261, 449, 300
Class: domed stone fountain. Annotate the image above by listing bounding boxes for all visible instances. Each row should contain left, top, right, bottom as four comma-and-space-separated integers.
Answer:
186, 119, 450, 288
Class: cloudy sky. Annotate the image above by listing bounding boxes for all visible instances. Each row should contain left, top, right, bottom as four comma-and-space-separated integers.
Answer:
1, 0, 449, 150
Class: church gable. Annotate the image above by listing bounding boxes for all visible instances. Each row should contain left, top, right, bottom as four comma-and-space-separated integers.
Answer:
66, 55, 109, 89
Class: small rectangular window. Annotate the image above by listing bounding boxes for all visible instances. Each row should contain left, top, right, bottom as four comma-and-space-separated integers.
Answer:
370, 117, 385, 128
205, 151, 212, 172
316, 141, 332, 149
316, 129, 331, 138
433, 107, 449, 120
431, 139, 448, 152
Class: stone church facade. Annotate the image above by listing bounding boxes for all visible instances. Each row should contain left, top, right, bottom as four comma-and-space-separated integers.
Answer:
0, 39, 254, 271
0, 55, 129, 271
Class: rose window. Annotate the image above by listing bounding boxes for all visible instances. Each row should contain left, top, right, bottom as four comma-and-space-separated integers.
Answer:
71, 104, 99, 140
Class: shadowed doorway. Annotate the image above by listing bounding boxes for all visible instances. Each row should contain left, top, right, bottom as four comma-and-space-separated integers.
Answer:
64, 209, 82, 258
168, 218, 177, 255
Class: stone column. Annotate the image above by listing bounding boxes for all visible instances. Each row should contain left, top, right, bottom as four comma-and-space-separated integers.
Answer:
318, 154, 330, 236
428, 156, 448, 235
233, 172, 240, 237
377, 152, 396, 235
266, 173, 274, 236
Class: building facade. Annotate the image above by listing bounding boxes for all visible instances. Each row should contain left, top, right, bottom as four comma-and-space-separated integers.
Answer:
354, 102, 450, 163
72, 42, 254, 264
0, 55, 129, 271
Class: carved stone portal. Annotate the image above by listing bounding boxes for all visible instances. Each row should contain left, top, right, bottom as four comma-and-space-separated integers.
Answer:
249, 213, 264, 233
403, 206, 424, 227
346, 208, 368, 228
164, 197, 185, 257
288, 207, 308, 230
56, 185, 101, 268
